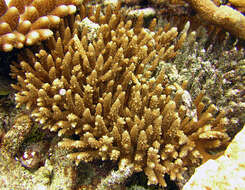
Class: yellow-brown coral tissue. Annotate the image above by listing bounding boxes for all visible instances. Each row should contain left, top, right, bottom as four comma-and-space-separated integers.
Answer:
10, 3, 230, 187
0, 0, 82, 52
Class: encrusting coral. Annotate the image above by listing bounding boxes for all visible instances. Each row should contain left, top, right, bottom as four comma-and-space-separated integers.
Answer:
0, 0, 83, 52
10, 2, 230, 187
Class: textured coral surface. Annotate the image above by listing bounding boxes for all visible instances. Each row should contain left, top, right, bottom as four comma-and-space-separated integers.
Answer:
0, 0, 82, 52
10, 2, 229, 187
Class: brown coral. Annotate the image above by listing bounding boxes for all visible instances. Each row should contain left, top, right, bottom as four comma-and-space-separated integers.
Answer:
184, 0, 245, 40
0, 0, 83, 52
10, 3, 229, 187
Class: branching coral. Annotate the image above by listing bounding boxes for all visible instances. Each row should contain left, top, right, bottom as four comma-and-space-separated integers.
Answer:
0, 0, 83, 52
10, 2, 229, 187
165, 27, 245, 138
184, 0, 245, 40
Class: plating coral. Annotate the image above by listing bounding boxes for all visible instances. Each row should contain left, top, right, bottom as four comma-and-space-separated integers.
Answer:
10, 2, 229, 187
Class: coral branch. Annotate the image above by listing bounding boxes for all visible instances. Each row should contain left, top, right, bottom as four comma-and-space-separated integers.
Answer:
96, 164, 134, 190
184, 0, 245, 40
0, 0, 83, 52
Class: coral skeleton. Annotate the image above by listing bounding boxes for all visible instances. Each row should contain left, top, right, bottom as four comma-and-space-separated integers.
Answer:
10, 2, 230, 187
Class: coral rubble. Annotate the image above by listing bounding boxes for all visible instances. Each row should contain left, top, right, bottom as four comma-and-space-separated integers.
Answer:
10, 2, 230, 187
0, 0, 83, 52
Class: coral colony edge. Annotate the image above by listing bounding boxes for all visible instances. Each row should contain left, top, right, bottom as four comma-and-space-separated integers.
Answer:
1, 0, 244, 189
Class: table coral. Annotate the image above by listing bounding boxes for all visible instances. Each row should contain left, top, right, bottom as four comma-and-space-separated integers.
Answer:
0, 0, 83, 52
10, 2, 230, 187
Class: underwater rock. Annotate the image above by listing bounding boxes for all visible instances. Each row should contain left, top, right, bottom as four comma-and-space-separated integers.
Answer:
183, 126, 245, 190
2, 114, 32, 157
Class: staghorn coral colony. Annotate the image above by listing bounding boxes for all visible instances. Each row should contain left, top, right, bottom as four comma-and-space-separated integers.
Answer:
9, 1, 231, 188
